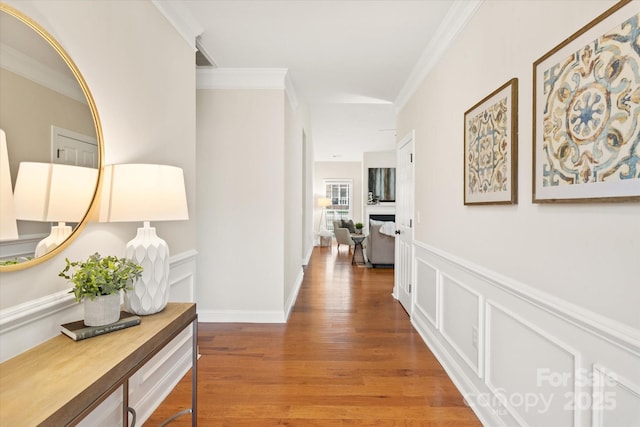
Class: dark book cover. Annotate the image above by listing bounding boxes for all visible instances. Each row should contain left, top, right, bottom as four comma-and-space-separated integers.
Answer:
61, 311, 141, 341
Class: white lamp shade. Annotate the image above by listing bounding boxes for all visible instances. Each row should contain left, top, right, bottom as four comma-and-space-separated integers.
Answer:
13, 162, 98, 222
100, 164, 189, 223
0, 130, 19, 241
99, 163, 189, 315
318, 197, 331, 207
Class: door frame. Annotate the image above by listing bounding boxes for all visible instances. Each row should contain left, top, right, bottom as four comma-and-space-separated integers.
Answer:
51, 125, 98, 166
393, 130, 415, 314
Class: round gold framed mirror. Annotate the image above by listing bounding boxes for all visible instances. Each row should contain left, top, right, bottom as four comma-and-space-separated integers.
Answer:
0, 3, 103, 271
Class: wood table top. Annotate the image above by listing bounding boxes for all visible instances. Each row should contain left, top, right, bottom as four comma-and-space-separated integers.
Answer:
0, 302, 196, 426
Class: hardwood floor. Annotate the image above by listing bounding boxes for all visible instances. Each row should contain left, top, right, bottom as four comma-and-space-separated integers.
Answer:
144, 245, 482, 426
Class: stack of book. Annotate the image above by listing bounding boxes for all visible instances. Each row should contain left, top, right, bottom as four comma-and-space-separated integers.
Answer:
61, 311, 141, 341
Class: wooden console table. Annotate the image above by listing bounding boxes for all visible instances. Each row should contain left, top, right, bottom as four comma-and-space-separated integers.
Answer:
0, 302, 197, 426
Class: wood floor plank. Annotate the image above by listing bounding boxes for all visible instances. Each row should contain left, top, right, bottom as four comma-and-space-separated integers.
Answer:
144, 246, 481, 426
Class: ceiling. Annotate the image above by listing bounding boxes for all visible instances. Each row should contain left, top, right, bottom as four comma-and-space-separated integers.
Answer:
158, 0, 475, 161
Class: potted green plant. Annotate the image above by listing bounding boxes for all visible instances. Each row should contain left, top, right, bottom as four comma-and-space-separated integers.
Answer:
59, 253, 143, 326
355, 222, 364, 234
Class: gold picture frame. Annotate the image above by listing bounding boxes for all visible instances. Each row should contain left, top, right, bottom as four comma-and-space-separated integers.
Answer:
532, 0, 640, 203
464, 78, 518, 205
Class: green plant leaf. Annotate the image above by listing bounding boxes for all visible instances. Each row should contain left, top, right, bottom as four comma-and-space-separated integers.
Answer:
60, 252, 143, 303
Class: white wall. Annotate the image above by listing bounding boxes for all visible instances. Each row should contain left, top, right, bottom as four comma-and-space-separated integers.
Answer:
397, 0, 639, 329
195, 82, 309, 322
284, 93, 305, 314
0, 69, 96, 237
0, 0, 196, 346
298, 105, 315, 264
397, 1, 640, 425
0, 0, 197, 424
313, 161, 364, 231
196, 88, 285, 320
363, 150, 396, 168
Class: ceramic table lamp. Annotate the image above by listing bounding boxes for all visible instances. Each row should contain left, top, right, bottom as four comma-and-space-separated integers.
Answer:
99, 164, 189, 315
13, 162, 97, 256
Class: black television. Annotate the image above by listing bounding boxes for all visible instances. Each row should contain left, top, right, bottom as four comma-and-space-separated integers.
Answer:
368, 167, 396, 202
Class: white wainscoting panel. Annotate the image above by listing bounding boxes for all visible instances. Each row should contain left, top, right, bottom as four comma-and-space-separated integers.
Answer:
592, 364, 640, 427
132, 327, 194, 422
168, 250, 197, 303
440, 273, 483, 377
0, 233, 43, 261
414, 257, 438, 328
76, 327, 194, 427
76, 390, 122, 427
486, 301, 579, 427
410, 241, 640, 427
0, 250, 197, 426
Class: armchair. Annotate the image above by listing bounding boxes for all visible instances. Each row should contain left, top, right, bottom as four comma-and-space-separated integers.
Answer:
332, 220, 354, 251
366, 219, 395, 267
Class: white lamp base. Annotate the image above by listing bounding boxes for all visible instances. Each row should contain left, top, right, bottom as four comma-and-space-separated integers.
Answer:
124, 222, 170, 315
34, 222, 72, 257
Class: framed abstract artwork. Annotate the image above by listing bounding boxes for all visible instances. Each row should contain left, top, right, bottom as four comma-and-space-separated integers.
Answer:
533, 0, 640, 203
464, 78, 518, 205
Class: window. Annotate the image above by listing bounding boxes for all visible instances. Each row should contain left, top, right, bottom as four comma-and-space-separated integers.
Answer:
323, 180, 352, 230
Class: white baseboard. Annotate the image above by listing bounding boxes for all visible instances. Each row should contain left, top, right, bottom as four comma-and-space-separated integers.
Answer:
303, 244, 313, 265
285, 268, 304, 321
199, 265, 304, 324
412, 312, 505, 426
199, 309, 286, 323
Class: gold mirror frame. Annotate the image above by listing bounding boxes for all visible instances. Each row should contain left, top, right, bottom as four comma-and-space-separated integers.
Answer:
0, 3, 103, 272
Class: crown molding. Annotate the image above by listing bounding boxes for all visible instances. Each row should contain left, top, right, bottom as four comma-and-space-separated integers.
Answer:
151, 0, 202, 51
395, 0, 483, 111
197, 68, 299, 109
0, 43, 86, 103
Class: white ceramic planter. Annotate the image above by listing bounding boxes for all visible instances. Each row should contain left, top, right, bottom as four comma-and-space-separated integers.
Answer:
84, 293, 120, 326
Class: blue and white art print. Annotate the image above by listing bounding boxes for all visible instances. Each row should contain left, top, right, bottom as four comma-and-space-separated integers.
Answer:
464, 78, 518, 205
534, 0, 640, 202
